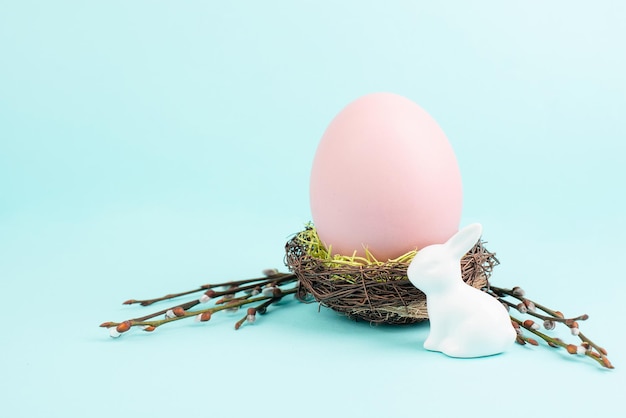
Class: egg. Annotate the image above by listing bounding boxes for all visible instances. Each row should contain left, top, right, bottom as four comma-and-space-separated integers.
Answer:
309, 92, 462, 260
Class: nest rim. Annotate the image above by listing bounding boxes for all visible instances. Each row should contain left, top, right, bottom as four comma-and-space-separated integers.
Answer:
285, 226, 499, 325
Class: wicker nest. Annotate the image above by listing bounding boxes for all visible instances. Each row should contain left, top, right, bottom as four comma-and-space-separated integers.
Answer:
285, 227, 499, 325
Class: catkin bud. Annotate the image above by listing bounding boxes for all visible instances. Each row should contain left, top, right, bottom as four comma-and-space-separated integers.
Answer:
196, 312, 212, 322
262, 268, 279, 277
262, 287, 276, 297
602, 357, 614, 369
512, 286, 525, 297
523, 319, 539, 330
523, 299, 536, 313
116, 321, 131, 333
543, 320, 556, 330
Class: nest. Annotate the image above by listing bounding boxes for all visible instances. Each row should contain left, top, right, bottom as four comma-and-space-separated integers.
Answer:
285, 226, 499, 324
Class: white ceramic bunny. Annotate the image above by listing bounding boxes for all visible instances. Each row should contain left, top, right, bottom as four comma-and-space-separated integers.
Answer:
407, 223, 516, 358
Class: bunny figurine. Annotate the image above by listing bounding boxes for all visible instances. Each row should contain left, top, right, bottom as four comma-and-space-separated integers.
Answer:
407, 223, 516, 358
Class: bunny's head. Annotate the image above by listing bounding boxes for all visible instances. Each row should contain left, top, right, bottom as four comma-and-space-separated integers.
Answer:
407, 223, 483, 293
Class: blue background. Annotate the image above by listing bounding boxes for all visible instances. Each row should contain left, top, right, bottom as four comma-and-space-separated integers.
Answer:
1, 1, 624, 417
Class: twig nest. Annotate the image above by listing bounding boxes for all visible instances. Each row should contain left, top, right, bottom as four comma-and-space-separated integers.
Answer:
285, 226, 498, 324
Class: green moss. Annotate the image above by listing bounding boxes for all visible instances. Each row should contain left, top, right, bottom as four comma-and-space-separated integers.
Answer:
295, 223, 417, 268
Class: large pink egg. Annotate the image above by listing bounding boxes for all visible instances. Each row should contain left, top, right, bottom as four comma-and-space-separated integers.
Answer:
309, 92, 462, 260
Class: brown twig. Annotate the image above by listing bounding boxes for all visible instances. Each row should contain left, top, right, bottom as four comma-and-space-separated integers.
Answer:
100, 272, 298, 336
489, 285, 613, 369
122, 272, 295, 306
101, 269, 614, 371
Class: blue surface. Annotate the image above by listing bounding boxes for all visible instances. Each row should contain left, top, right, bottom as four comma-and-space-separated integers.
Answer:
1, 1, 625, 417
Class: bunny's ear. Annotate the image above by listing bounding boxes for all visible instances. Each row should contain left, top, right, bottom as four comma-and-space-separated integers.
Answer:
445, 223, 483, 259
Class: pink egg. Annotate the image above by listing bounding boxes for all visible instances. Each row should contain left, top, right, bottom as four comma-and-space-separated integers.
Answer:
309, 92, 462, 260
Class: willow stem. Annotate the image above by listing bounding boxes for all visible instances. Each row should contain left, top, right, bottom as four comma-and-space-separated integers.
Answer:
498, 298, 587, 323
491, 285, 613, 369
125, 273, 297, 306
511, 317, 607, 368
132, 299, 201, 322
104, 287, 297, 330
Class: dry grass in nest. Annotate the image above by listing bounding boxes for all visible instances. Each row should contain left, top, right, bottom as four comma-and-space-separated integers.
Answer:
285, 225, 499, 324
